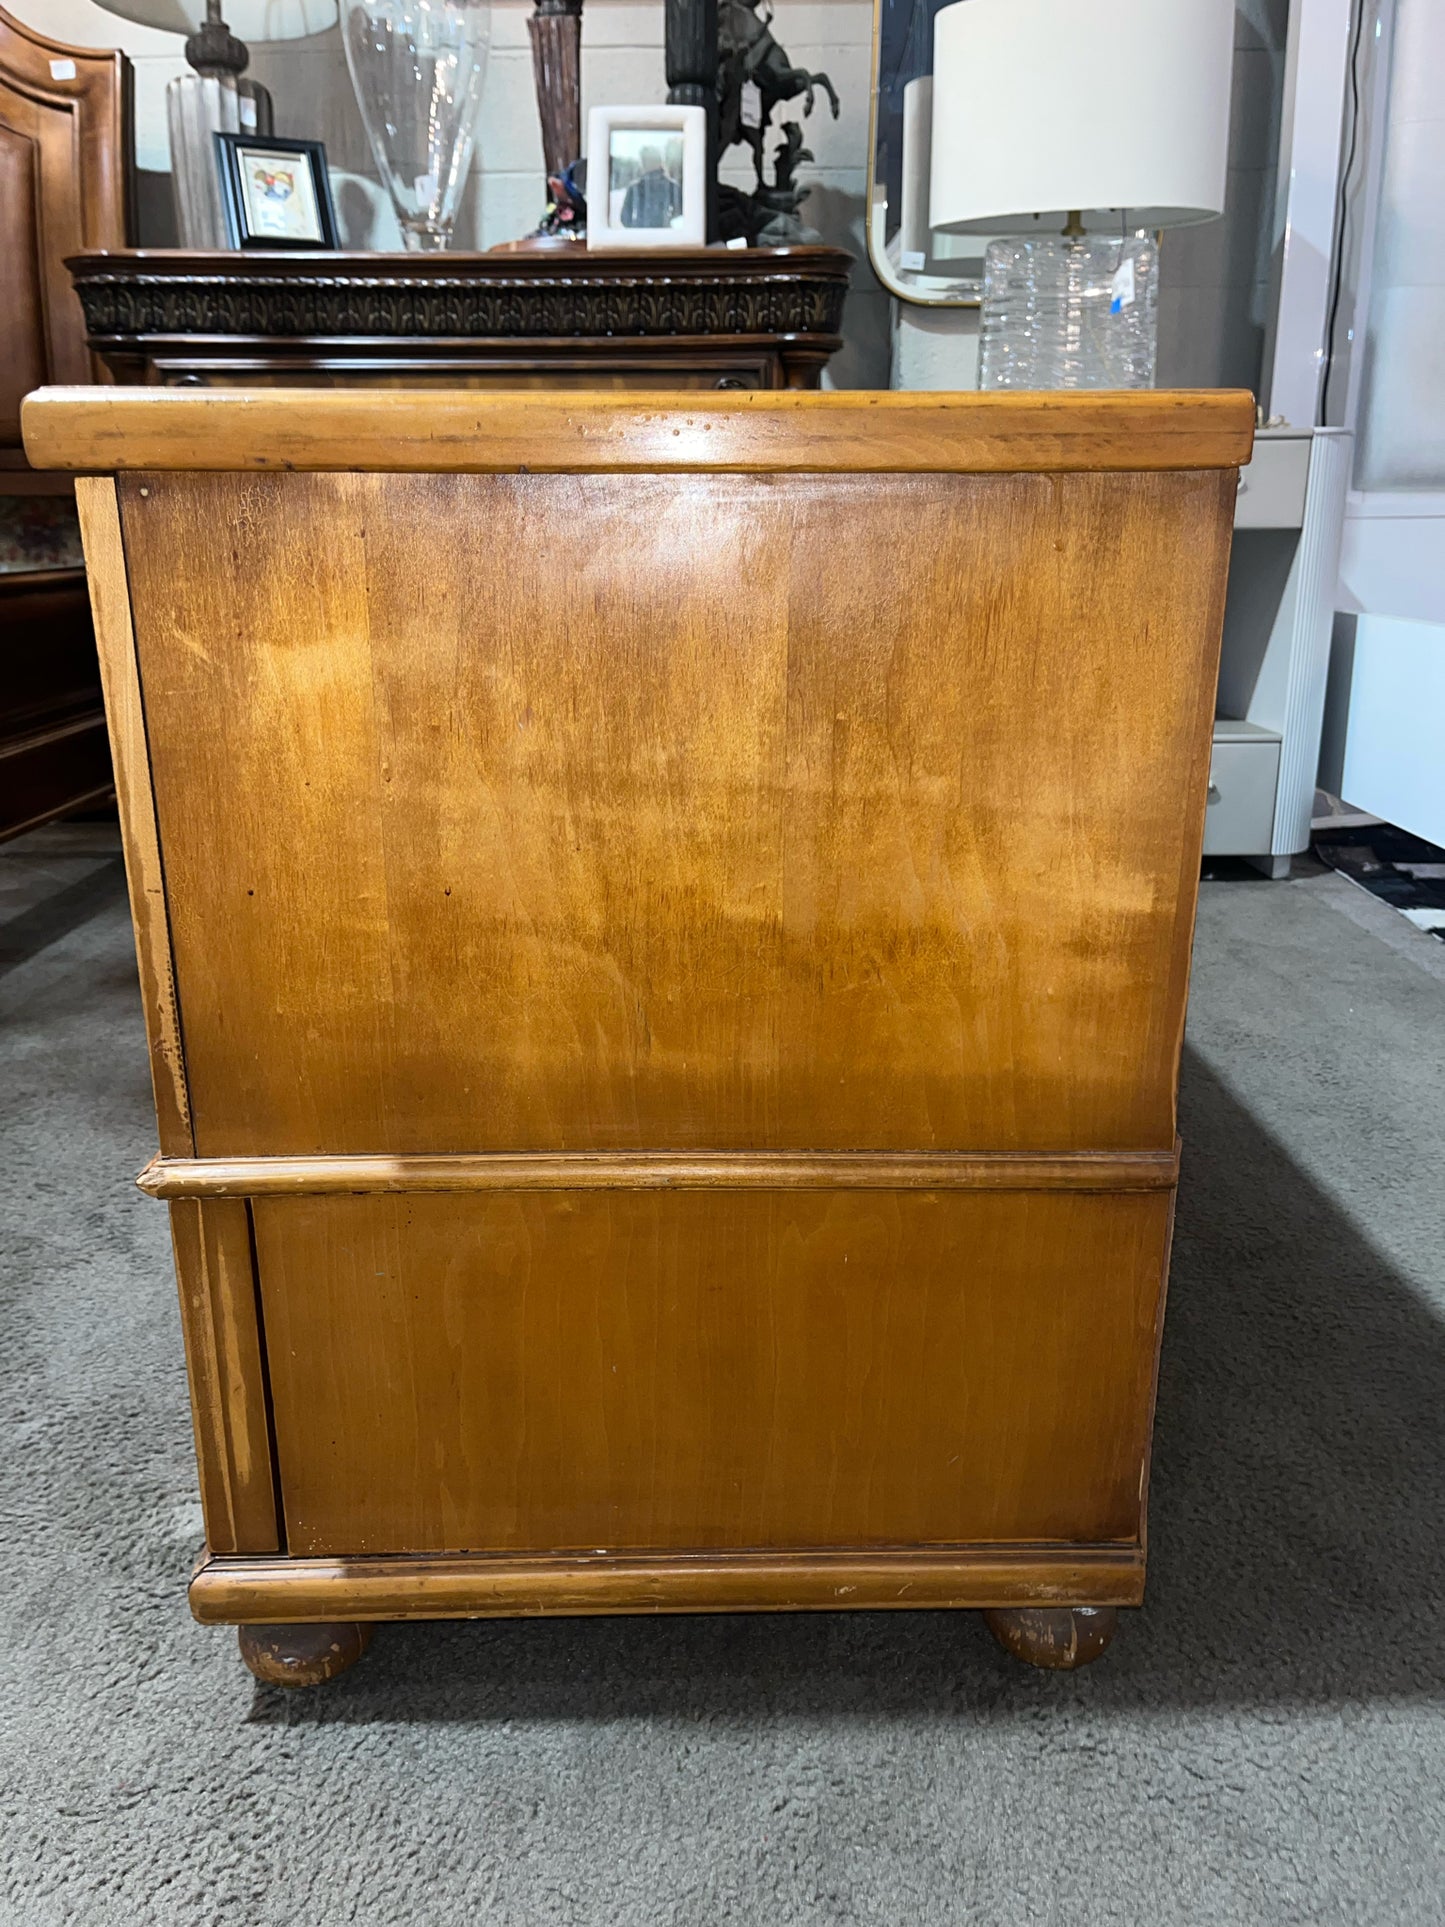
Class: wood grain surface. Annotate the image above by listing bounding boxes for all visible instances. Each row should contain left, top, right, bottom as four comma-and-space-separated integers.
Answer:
22, 384, 1255, 474
167, 1199, 279, 1554
0, 21, 130, 447
253, 1188, 1172, 1557
118, 465, 1232, 1159
72, 478, 192, 1154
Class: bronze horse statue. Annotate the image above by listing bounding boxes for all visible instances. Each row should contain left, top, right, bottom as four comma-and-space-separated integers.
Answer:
717, 0, 840, 195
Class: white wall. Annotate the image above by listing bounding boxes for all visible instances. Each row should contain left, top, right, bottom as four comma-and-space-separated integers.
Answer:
13, 0, 890, 385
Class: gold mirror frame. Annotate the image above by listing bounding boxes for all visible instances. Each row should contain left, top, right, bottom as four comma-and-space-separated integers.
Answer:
865, 0, 982, 308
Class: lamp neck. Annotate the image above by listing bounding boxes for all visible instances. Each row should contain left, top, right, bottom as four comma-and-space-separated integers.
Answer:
185, 1, 249, 78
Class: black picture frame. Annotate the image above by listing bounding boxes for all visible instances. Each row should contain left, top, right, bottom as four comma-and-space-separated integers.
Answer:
213, 133, 339, 250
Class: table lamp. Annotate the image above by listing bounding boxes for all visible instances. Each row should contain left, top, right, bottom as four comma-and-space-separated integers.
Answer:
94, 1, 336, 246
929, 0, 1232, 388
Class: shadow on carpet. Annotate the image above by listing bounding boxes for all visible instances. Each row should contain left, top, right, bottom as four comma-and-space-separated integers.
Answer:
241, 1045, 1445, 1729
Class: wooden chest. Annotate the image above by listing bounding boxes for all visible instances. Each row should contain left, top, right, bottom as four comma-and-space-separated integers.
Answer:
23, 386, 1251, 1682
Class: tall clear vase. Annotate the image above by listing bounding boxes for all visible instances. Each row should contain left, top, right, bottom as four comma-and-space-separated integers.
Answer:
342, 0, 492, 253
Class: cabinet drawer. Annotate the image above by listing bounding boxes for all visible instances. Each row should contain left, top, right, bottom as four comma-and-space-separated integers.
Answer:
1233, 437, 1309, 529
1203, 737, 1280, 854
154, 360, 772, 392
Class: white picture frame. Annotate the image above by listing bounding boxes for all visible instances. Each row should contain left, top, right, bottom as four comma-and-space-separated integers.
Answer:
585, 104, 707, 251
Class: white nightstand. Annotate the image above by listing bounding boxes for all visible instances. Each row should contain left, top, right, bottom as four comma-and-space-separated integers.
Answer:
1206, 426, 1352, 875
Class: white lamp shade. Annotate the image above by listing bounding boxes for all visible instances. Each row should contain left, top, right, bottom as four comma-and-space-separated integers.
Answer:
929, 0, 1233, 234
91, 0, 336, 39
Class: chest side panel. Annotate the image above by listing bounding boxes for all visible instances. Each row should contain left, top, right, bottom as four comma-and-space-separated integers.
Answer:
121, 466, 1230, 1156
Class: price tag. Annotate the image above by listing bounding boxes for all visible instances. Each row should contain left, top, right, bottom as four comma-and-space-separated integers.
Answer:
741, 81, 762, 131
901, 249, 926, 272
49, 58, 77, 80
1109, 257, 1136, 314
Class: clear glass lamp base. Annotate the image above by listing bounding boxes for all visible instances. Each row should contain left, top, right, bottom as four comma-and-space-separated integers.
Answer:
979, 234, 1158, 390
166, 72, 273, 249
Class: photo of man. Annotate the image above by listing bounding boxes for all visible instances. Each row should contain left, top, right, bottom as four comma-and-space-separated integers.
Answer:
608, 131, 685, 230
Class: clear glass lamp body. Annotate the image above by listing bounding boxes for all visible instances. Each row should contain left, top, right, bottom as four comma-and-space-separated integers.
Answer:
166, 72, 273, 248
979, 233, 1158, 389
343, 0, 492, 252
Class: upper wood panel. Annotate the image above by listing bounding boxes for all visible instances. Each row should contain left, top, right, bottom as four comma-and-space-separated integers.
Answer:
0, 12, 130, 452
118, 462, 1233, 1157
23, 385, 1255, 475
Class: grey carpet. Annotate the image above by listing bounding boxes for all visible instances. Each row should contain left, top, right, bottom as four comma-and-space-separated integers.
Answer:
2, 825, 1442, 1926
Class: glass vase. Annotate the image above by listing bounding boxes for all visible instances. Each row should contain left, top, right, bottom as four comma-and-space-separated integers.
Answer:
342, 0, 491, 252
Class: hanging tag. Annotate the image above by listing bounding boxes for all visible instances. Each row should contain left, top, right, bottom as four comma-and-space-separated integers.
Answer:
1109, 257, 1136, 314
49, 58, 77, 80
741, 81, 762, 131
239, 95, 258, 131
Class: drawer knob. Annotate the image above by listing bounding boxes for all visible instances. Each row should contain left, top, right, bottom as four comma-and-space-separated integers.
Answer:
1207, 781, 1221, 802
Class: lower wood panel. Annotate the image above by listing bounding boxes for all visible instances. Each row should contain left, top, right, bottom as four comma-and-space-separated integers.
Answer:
252, 1188, 1171, 1559
189, 1543, 1146, 1624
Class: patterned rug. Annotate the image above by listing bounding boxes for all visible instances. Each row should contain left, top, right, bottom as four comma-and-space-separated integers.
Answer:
1314, 821, 1445, 942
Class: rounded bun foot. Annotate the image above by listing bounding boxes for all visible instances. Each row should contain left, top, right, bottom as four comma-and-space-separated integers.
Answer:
982, 1605, 1119, 1671
237, 1621, 373, 1687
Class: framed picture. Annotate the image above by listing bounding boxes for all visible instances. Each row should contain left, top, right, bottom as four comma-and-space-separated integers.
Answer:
585, 105, 706, 251
213, 133, 339, 251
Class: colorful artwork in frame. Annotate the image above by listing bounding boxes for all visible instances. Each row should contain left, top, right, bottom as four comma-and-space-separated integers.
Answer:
214, 133, 339, 250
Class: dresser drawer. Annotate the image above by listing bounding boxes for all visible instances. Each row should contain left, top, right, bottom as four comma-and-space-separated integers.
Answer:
1203, 735, 1280, 854
153, 358, 773, 391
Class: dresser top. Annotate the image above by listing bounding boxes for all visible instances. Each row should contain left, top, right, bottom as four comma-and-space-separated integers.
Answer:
22, 386, 1256, 476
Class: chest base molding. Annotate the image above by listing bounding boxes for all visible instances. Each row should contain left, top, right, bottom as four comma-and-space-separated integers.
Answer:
190, 1543, 1146, 1624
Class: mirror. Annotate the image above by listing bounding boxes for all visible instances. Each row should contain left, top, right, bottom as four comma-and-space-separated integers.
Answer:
867, 0, 986, 306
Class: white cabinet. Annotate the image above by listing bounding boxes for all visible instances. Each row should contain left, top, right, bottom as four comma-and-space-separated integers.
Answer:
1211, 427, 1351, 874
1203, 724, 1282, 856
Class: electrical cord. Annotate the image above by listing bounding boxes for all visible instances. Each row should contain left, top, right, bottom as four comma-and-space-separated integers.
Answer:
1320, 0, 1368, 425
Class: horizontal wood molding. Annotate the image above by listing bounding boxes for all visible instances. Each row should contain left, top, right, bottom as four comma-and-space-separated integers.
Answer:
23, 386, 1255, 476
139, 1147, 1181, 1200
189, 1542, 1146, 1623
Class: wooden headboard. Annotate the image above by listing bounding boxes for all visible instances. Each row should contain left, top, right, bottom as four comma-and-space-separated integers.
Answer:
0, 6, 132, 461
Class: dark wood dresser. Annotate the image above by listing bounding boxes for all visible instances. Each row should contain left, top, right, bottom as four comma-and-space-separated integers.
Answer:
66, 246, 852, 392
0, 7, 130, 841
